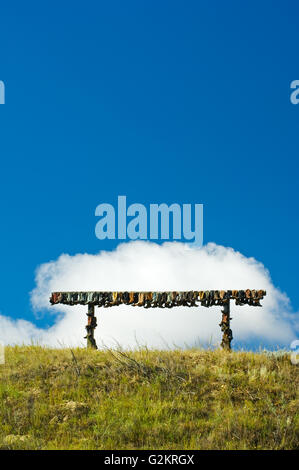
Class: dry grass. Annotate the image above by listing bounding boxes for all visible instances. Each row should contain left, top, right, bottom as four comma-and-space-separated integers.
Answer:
0, 346, 298, 450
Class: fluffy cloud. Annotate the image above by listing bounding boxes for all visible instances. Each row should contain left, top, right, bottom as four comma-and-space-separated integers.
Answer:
0, 241, 298, 349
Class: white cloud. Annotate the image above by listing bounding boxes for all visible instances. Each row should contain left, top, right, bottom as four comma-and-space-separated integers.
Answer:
0, 241, 298, 349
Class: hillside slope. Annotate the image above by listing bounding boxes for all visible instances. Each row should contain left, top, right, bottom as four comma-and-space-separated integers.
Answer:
0, 346, 298, 450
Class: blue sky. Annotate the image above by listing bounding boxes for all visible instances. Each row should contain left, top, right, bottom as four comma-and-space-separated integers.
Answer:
0, 1, 298, 334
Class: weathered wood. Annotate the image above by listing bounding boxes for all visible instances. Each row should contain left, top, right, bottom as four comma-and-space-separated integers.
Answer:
50, 290, 266, 307
49, 290, 266, 350
85, 304, 98, 349
220, 300, 233, 351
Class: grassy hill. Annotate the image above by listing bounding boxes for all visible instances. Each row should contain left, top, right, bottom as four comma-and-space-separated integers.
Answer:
0, 346, 298, 450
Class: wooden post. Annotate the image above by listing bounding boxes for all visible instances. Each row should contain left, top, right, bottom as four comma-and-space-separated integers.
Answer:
220, 299, 233, 350
85, 304, 98, 350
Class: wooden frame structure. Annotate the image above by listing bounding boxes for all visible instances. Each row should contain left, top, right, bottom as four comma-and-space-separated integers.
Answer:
50, 290, 266, 351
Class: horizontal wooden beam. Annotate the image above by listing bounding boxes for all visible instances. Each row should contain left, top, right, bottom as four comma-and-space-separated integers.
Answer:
50, 290, 266, 308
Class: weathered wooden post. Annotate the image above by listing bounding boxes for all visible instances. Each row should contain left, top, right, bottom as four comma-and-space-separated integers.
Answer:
220, 299, 233, 351
85, 304, 98, 349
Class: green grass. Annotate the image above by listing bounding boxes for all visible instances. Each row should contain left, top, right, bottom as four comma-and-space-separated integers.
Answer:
0, 346, 298, 450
